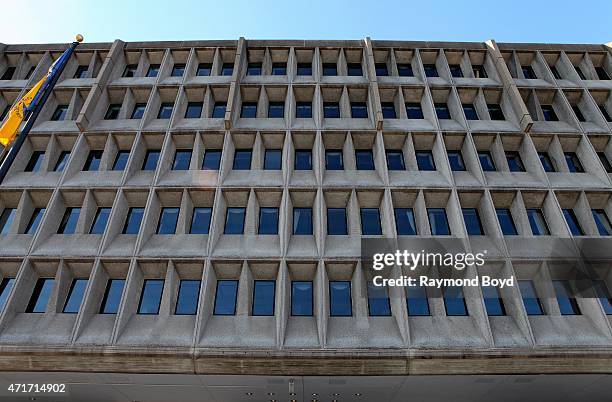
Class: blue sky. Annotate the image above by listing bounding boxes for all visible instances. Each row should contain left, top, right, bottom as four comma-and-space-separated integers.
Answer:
1, 0, 610, 44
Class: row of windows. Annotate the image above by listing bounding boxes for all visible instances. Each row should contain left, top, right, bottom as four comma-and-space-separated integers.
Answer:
0, 64, 90, 81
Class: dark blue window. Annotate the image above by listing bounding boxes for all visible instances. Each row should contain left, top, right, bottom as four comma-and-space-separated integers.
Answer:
241, 102, 257, 118
258, 207, 279, 235
405, 103, 424, 119
395, 208, 416, 235
463, 104, 478, 120
361, 208, 382, 235
190, 207, 212, 234
496, 208, 518, 235
122, 207, 144, 235
26, 278, 54, 313
296, 102, 312, 118
541, 105, 558, 121
196, 63, 212, 76
89, 207, 111, 235
175, 280, 200, 315
264, 149, 282, 170
597, 152, 612, 173
63, 279, 88, 313
488, 104, 505, 120
527, 208, 550, 236
0, 208, 16, 235
355, 150, 375, 170
386, 150, 405, 170
247, 62, 262, 75
553, 280, 581, 315
295, 150, 312, 170
233, 150, 252, 170
325, 150, 343, 170
443, 286, 468, 316
434, 103, 451, 119
482, 285, 506, 316
83, 150, 103, 171
397, 63, 413, 76
172, 149, 192, 170
594, 280, 612, 315
146, 64, 160, 77
271, 62, 286, 76
463, 208, 484, 235
323, 102, 340, 118
252, 280, 275, 316
137, 279, 164, 314
565, 152, 584, 173
224, 207, 246, 234
112, 150, 130, 171
53, 151, 70, 172
381, 102, 396, 118
0, 278, 14, 312
522, 65, 537, 79
212, 102, 226, 118
291, 281, 313, 316
268, 102, 284, 118
327, 208, 347, 235
478, 151, 496, 171
538, 152, 556, 172
322, 63, 337, 76
407, 284, 429, 316
0, 66, 16, 80
185, 102, 203, 118
592, 209, 612, 236
157, 103, 173, 119
130, 103, 146, 119
25, 151, 45, 172
376, 63, 389, 76
51, 105, 68, 121
123, 64, 137, 77
142, 150, 160, 171
202, 149, 222, 170
563, 209, 584, 236
449, 64, 463, 77
423, 64, 439, 77
367, 282, 391, 316
347, 63, 362, 76
519, 280, 544, 315
416, 151, 436, 171
25, 208, 45, 235
293, 207, 313, 235
595, 66, 610, 80
329, 281, 352, 316
58, 207, 80, 234
350, 102, 368, 118
157, 207, 179, 235
99, 279, 125, 314
428, 208, 450, 235
448, 151, 466, 171
214, 280, 238, 315
221, 63, 234, 76
506, 152, 525, 172
297, 63, 312, 76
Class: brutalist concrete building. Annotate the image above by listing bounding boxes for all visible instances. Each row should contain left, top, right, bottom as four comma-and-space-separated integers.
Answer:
0, 38, 611, 401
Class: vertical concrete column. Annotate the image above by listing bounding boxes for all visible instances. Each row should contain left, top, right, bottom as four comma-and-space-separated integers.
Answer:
363, 37, 384, 130
485, 39, 533, 133
224, 37, 246, 130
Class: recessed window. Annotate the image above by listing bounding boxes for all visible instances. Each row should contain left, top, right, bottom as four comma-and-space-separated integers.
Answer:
572, 105, 586, 122
407, 284, 429, 316
172, 149, 192, 170
449, 64, 463, 77
171, 64, 185, 77
1, 104, 10, 121
221, 63, 234, 76
462, 208, 484, 235
264, 149, 282, 170
527, 208, 550, 236
423, 64, 438, 77
137, 279, 164, 314
0, 208, 16, 235
51, 105, 69, 121
592, 209, 612, 236
375, 63, 388, 76
538, 152, 556, 172
397, 63, 413, 77
473, 65, 487, 78
233, 149, 252, 170
25, 151, 45, 172
252, 280, 276, 316
157, 102, 173, 119
594, 280, 612, 315
550, 65, 562, 79
443, 286, 468, 316
521, 65, 537, 79
75, 65, 90, 79
347, 63, 362, 76
595, 66, 610, 80
0, 278, 15, 311
25, 208, 45, 235
212, 102, 227, 118
112, 150, 130, 171
381, 102, 396, 118
367, 282, 391, 316
563, 208, 584, 236
519, 280, 543, 315
553, 280, 581, 315
258, 207, 279, 235
416, 151, 436, 171
434, 103, 451, 119
214, 280, 238, 315
297, 63, 312, 76
462, 104, 478, 120
26, 278, 54, 313
271, 62, 286, 75
294, 149, 312, 170
327, 208, 347, 235
482, 285, 506, 316
57, 207, 80, 234
142, 150, 160, 171
247, 62, 262, 76
447, 151, 466, 171
496, 208, 518, 235
323, 102, 340, 118
599, 105, 612, 122
564, 152, 584, 173
598, 152, 612, 173
488, 104, 505, 120
395, 208, 416, 235
123, 64, 137, 78
478, 151, 496, 172
241, 102, 257, 118
130, 103, 146, 119
224, 207, 246, 234
405, 102, 424, 119
104, 104, 121, 120
268, 102, 285, 118
506, 151, 525, 172
296, 101, 312, 118
291, 281, 313, 316
293, 207, 313, 235
355, 150, 374, 170
190, 207, 212, 234
157, 207, 179, 235
386, 150, 405, 170
89, 207, 111, 235
83, 150, 103, 171
1, 66, 16, 80
175, 280, 201, 315
122, 207, 144, 235
325, 150, 343, 170
541, 105, 558, 121
146, 64, 160, 77
184, 102, 203, 119
202, 149, 222, 170
196, 63, 212, 76
360, 208, 382, 235
322, 63, 337, 76
63, 279, 88, 313
329, 281, 352, 316
428, 208, 450, 235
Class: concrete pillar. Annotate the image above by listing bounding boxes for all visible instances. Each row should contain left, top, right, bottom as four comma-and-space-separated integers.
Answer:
224, 37, 245, 130
363, 37, 384, 130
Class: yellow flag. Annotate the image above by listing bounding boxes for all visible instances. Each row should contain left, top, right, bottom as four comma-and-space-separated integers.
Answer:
0, 77, 46, 146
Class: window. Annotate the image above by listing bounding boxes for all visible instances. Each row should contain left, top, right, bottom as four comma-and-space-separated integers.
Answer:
407, 284, 429, 316
25, 66, 36, 80
190, 207, 212, 234
478, 151, 496, 172
25, 151, 45, 172
575, 66, 587, 80
462, 208, 484, 235
293, 207, 313, 235
506, 151, 525, 172
271, 62, 286, 75
89, 207, 111, 235
146, 64, 160, 77
416, 151, 436, 171
434, 103, 451, 119
297, 63, 312, 75
443, 286, 468, 316
1, 66, 16, 80
156, 207, 179, 235
595, 66, 610, 80
329, 281, 352, 316
325, 150, 343, 170
496, 208, 518, 235
26, 278, 54, 313
247, 62, 262, 75
252, 280, 275, 316
488, 104, 505, 120
51, 105, 68, 121
375, 63, 388, 76
83, 150, 102, 171
594, 280, 612, 315
592, 209, 612, 236
142, 150, 160, 171
157, 102, 173, 119
0, 278, 14, 311
264, 149, 282, 170
473, 65, 487, 78
553, 280, 581, 315
175, 280, 201, 315
538, 152, 556, 172
296, 101, 312, 118
212, 102, 226, 118
522, 65, 537, 79
184, 102, 203, 118
0, 208, 16, 235
171, 63, 185, 77
73, 63, 87, 78
130, 103, 146, 119
104, 104, 121, 120
599, 105, 612, 122
1, 104, 10, 121
221, 63, 234, 76
172, 149, 192, 170
551, 65, 562, 79
233, 149, 252, 170
122, 207, 144, 235
462, 104, 478, 120
327, 208, 347, 235
428, 208, 450, 235
397, 63, 413, 77
360, 208, 382, 235
447, 151, 466, 171
123, 64, 137, 77
355, 150, 375, 170
322, 63, 337, 76
213, 280, 238, 315
350, 102, 370, 117
323, 102, 340, 118
482, 285, 506, 316
564, 152, 584, 173
381, 102, 396, 118
423, 64, 438, 77
63, 279, 88, 313
25, 208, 45, 235
241, 102, 257, 118
224, 207, 246, 234
405, 102, 424, 119
294, 149, 312, 170
519, 280, 543, 315
291, 281, 313, 316
386, 150, 405, 171
541, 105, 558, 121
137, 279, 164, 314
598, 152, 612, 173
449, 64, 463, 78
395, 208, 417, 235
347, 63, 362, 76
196, 63, 212, 76
367, 282, 391, 316
527, 208, 550, 236
112, 150, 130, 171
268, 102, 284, 118
202, 149, 222, 170
569, 106, 586, 123
57, 207, 80, 234
258, 207, 279, 235
563, 208, 584, 236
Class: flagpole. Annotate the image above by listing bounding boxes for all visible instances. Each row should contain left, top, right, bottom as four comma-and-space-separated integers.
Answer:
0, 35, 83, 184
